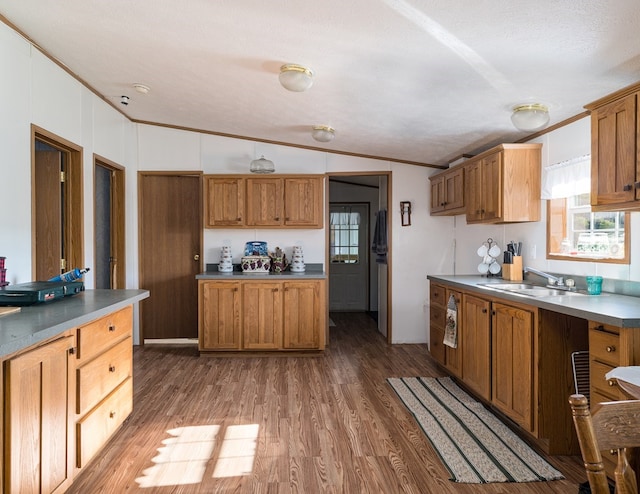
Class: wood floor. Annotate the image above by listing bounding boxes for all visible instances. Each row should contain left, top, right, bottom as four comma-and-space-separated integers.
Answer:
68, 312, 586, 493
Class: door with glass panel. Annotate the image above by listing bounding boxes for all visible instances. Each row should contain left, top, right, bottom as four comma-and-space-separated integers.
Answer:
329, 203, 369, 311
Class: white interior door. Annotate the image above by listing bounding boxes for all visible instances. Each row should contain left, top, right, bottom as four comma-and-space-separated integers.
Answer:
329, 203, 369, 311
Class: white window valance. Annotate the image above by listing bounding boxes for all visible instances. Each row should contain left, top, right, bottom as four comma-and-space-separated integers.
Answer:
541, 154, 591, 200
330, 211, 360, 226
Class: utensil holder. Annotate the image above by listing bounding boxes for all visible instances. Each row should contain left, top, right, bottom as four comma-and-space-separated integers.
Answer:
502, 256, 523, 281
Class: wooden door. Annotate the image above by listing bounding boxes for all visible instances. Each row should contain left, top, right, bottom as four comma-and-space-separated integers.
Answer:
139, 173, 202, 340
465, 161, 482, 222
198, 281, 241, 350
492, 302, 534, 431
461, 294, 491, 400
429, 175, 445, 213
246, 177, 283, 226
428, 283, 446, 365
34, 150, 63, 280
204, 176, 244, 227
481, 152, 502, 222
443, 167, 465, 211
284, 177, 322, 227
283, 281, 324, 349
444, 288, 463, 378
5, 335, 74, 494
591, 92, 637, 206
242, 282, 283, 350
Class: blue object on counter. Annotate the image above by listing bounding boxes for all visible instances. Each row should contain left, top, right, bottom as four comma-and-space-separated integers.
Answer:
49, 267, 90, 283
244, 241, 268, 256
586, 276, 603, 295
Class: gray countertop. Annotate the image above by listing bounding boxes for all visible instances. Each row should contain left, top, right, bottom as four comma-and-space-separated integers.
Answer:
196, 270, 327, 280
428, 275, 640, 328
0, 289, 149, 358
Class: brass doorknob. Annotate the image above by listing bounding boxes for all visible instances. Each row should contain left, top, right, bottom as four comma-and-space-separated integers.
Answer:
194, 254, 200, 261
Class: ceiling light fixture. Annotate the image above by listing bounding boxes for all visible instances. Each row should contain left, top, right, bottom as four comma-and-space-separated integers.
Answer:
133, 83, 151, 94
249, 155, 275, 174
279, 64, 314, 92
511, 103, 550, 132
311, 125, 335, 143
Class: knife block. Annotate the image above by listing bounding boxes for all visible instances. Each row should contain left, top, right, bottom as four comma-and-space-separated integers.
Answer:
502, 256, 523, 281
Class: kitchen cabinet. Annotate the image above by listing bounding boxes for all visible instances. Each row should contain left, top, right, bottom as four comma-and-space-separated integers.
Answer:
464, 143, 541, 224
198, 278, 326, 353
4, 334, 75, 494
428, 283, 446, 365
444, 288, 463, 378
429, 166, 465, 215
243, 282, 283, 350
492, 301, 535, 432
204, 176, 245, 227
585, 83, 640, 211
461, 294, 491, 400
75, 305, 133, 468
205, 174, 324, 229
199, 280, 242, 350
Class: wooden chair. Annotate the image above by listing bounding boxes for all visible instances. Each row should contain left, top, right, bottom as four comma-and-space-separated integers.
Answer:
569, 394, 640, 494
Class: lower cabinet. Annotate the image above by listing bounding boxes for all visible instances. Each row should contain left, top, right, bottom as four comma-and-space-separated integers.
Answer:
491, 302, 535, 432
444, 288, 463, 378
4, 334, 75, 494
461, 294, 491, 400
428, 283, 446, 365
199, 278, 326, 353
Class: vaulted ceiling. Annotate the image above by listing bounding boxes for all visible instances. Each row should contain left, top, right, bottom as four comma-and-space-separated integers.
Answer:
2, 1, 640, 167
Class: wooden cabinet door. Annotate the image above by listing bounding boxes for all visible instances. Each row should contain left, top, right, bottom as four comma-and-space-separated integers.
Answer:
591, 92, 638, 207
480, 152, 502, 222
5, 335, 75, 494
243, 282, 283, 350
429, 175, 445, 213
465, 161, 483, 222
492, 302, 534, 431
284, 177, 323, 227
461, 294, 491, 400
204, 176, 244, 227
444, 288, 463, 378
199, 281, 242, 350
443, 166, 465, 211
246, 177, 284, 226
429, 283, 446, 365
283, 280, 325, 349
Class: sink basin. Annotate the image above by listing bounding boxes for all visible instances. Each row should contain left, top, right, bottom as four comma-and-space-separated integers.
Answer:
479, 283, 586, 298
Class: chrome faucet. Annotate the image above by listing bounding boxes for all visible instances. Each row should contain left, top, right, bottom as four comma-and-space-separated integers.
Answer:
523, 267, 565, 287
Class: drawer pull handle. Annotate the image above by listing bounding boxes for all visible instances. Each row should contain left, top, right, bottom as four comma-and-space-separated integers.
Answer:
606, 345, 616, 353
109, 365, 116, 372
108, 325, 116, 332
608, 379, 617, 387
109, 411, 116, 419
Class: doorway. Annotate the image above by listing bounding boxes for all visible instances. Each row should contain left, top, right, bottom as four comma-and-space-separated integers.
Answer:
94, 155, 125, 289
138, 172, 202, 340
327, 173, 391, 342
32, 125, 83, 281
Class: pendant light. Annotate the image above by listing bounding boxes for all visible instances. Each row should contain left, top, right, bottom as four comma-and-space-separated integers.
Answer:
249, 156, 275, 174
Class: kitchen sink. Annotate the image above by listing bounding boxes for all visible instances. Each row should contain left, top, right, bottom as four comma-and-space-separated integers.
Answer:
479, 283, 587, 298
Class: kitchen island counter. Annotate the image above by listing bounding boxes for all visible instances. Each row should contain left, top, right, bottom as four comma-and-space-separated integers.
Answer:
0, 289, 149, 358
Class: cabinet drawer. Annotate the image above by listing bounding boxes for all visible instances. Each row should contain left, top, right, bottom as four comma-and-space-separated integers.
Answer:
589, 327, 621, 366
430, 284, 446, 307
77, 305, 133, 363
590, 360, 624, 400
77, 336, 132, 415
430, 305, 445, 328
77, 377, 133, 468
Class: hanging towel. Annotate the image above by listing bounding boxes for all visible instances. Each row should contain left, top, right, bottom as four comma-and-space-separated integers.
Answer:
443, 294, 458, 348
371, 209, 388, 264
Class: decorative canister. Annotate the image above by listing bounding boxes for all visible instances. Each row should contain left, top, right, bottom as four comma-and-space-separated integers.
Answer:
218, 246, 233, 272
290, 245, 305, 273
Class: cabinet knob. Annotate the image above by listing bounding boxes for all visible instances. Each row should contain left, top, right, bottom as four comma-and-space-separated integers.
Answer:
608, 379, 617, 387
108, 325, 116, 332
606, 345, 616, 353
69, 347, 76, 355
623, 184, 633, 191
635, 182, 640, 189
109, 365, 116, 372
109, 411, 116, 419
194, 254, 200, 261
236, 217, 241, 221
274, 217, 280, 221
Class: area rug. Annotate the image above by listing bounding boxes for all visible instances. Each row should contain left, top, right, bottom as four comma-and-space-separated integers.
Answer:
387, 376, 564, 484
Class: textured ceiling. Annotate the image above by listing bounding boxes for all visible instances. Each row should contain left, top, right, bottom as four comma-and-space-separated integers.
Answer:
2, 0, 640, 167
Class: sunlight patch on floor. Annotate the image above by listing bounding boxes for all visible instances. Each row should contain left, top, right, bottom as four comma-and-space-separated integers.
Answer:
213, 424, 259, 478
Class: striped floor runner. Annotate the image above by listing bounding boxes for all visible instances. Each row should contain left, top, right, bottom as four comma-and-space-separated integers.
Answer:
388, 376, 564, 483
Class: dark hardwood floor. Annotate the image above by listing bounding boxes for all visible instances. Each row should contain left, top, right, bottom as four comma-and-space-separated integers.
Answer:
68, 312, 585, 493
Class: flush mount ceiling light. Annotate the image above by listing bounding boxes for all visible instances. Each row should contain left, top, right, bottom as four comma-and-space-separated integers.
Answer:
511, 103, 550, 132
279, 64, 314, 92
311, 125, 335, 143
249, 155, 275, 174
133, 83, 150, 94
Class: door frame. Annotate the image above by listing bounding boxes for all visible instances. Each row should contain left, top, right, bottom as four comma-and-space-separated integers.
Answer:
326, 171, 392, 343
31, 124, 84, 279
93, 154, 126, 289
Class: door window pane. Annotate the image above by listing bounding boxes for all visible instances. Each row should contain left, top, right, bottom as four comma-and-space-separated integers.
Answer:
330, 208, 360, 263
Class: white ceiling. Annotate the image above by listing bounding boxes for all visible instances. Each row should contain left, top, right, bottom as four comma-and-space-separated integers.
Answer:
2, 1, 640, 167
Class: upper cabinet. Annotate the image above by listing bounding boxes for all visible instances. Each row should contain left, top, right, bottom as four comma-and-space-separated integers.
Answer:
429, 166, 465, 215
205, 174, 324, 229
586, 82, 640, 211
464, 144, 542, 224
